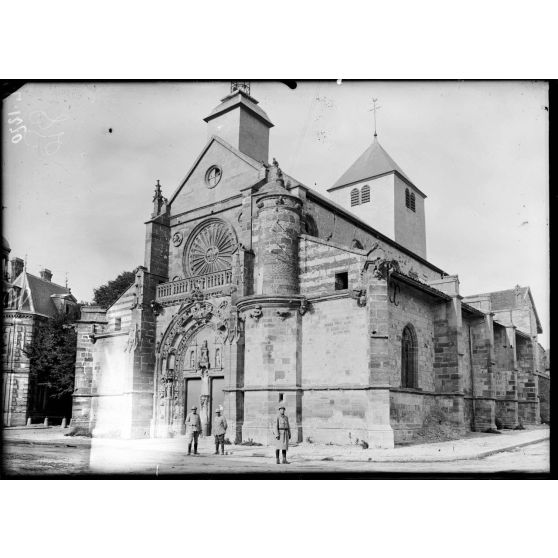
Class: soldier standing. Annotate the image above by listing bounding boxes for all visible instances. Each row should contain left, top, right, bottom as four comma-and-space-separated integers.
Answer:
213, 406, 228, 455
273, 402, 291, 464
185, 405, 202, 455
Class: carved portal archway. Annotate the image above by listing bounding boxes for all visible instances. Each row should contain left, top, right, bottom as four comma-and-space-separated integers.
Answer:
155, 296, 236, 437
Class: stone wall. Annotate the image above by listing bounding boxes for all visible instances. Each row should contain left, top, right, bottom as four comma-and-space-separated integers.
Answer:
538, 373, 550, 423
516, 335, 540, 425
299, 236, 361, 296
71, 306, 108, 432
303, 196, 443, 282
475, 317, 496, 430
239, 302, 300, 443
301, 296, 370, 444
388, 282, 436, 390
492, 324, 518, 428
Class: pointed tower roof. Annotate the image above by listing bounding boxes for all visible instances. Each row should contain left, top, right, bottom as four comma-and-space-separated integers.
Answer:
328, 135, 415, 191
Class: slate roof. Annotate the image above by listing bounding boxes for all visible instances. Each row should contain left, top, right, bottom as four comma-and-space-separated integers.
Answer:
328, 136, 415, 191
11, 272, 73, 318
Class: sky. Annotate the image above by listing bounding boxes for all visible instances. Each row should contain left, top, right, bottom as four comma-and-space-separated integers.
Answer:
2, 80, 549, 347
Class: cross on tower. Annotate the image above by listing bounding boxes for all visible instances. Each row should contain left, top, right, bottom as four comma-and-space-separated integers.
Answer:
369, 98, 381, 138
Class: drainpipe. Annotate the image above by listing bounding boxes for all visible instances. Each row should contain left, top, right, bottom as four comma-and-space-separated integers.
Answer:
468, 323, 476, 430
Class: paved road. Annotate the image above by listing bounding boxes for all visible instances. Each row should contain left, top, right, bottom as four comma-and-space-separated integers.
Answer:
2, 439, 550, 476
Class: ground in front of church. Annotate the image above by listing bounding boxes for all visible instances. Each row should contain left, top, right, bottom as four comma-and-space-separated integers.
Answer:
2, 425, 549, 476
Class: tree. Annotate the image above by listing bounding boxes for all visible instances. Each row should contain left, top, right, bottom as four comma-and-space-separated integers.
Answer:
93, 270, 135, 309
24, 313, 77, 400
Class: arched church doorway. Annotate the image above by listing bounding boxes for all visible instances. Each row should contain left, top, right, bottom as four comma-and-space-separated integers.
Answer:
178, 326, 226, 436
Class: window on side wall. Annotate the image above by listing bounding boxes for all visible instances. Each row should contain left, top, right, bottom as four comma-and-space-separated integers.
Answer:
401, 324, 418, 388
114, 317, 121, 331
334, 271, 348, 291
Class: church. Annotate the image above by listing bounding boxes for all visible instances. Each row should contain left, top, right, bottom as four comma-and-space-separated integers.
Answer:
70, 83, 548, 447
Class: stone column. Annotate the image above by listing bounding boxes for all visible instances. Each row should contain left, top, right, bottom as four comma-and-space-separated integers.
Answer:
127, 267, 159, 438
366, 275, 394, 449
427, 276, 466, 431
222, 319, 244, 443
468, 315, 496, 431
516, 335, 540, 425
496, 326, 519, 428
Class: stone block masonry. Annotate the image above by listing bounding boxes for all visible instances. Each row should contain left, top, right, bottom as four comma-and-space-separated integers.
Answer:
516, 335, 540, 425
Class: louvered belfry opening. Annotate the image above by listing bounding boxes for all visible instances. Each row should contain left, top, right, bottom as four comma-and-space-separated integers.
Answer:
401, 324, 418, 388
350, 188, 360, 206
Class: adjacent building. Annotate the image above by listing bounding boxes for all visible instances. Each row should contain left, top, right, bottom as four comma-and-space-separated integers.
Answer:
2, 242, 79, 426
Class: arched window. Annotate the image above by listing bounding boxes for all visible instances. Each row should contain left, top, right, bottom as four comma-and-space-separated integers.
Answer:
350, 188, 360, 206
189, 350, 195, 369
410, 192, 416, 212
401, 324, 418, 388
215, 348, 221, 368
405, 188, 410, 209
303, 214, 318, 237
361, 185, 370, 204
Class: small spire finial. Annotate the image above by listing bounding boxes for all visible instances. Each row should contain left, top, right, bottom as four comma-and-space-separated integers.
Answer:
369, 98, 381, 139
65, 271, 68, 289
152, 180, 167, 217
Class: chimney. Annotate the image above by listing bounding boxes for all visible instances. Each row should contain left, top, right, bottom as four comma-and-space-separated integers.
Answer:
10, 257, 24, 281
40, 268, 53, 282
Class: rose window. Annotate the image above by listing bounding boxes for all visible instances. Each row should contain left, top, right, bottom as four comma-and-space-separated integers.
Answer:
184, 220, 237, 276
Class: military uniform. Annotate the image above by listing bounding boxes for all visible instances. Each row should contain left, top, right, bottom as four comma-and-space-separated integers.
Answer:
213, 408, 228, 455
185, 406, 202, 455
273, 403, 291, 464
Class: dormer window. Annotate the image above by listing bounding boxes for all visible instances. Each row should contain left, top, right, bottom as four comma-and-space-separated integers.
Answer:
361, 185, 370, 204
350, 188, 360, 206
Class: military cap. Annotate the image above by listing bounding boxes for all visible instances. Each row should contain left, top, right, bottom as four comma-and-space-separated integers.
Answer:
278, 402, 286, 410
191, 405, 198, 410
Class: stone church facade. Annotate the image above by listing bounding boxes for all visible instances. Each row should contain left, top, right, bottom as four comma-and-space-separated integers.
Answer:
70, 84, 547, 447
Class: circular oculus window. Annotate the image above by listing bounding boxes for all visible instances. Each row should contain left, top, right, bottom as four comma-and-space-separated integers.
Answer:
205, 165, 222, 188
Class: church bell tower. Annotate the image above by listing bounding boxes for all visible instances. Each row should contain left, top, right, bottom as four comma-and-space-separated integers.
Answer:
203, 82, 274, 163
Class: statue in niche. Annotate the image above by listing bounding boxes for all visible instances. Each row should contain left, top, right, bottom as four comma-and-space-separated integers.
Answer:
197, 340, 211, 435
198, 340, 210, 372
